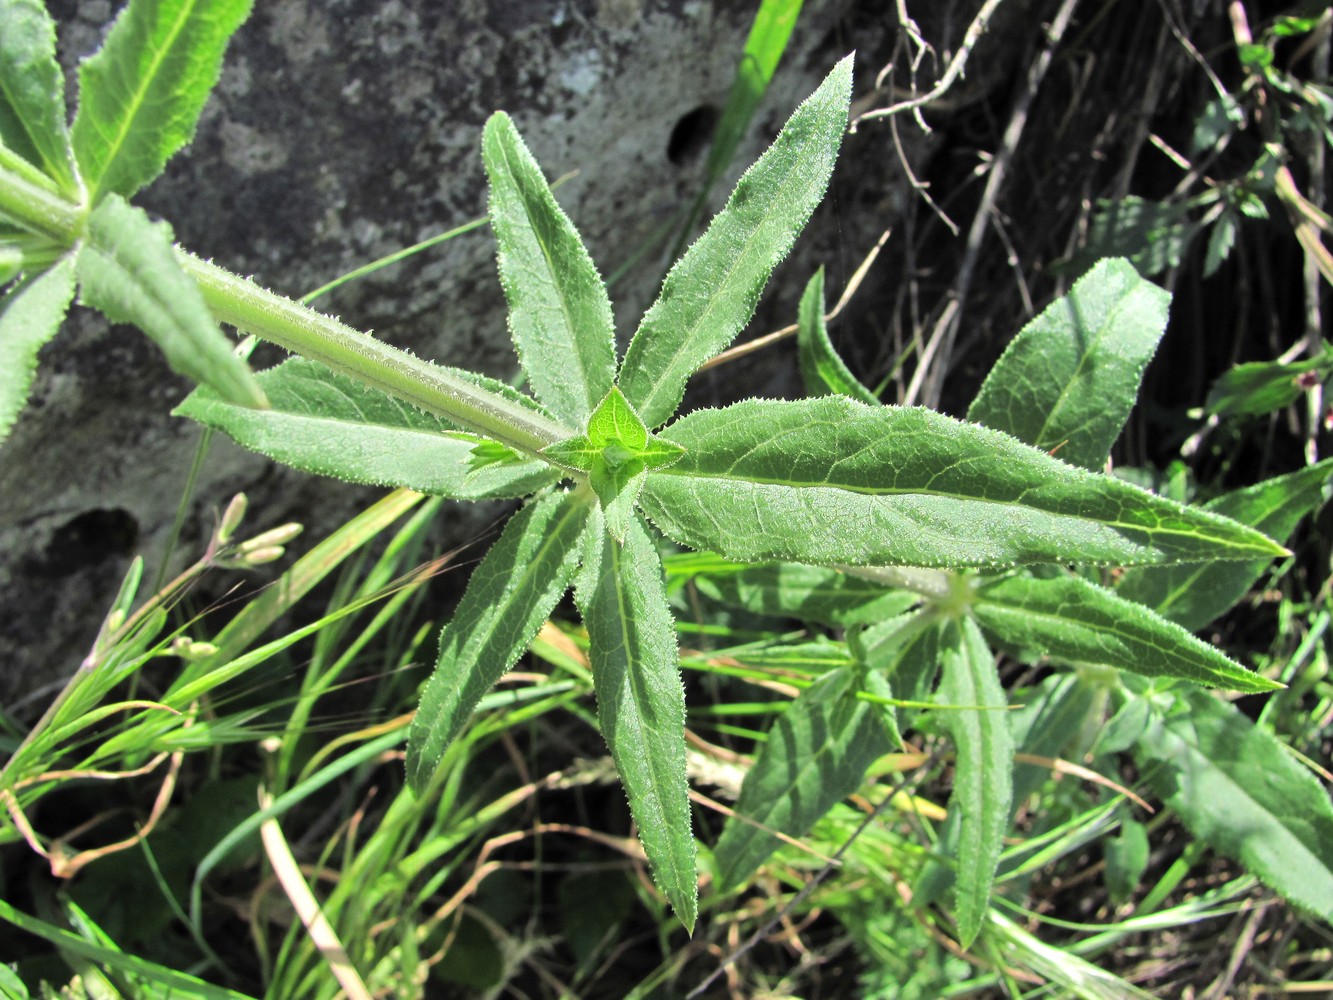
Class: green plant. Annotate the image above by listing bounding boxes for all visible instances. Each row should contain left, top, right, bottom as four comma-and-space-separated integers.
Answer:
0, 0, 1315, 958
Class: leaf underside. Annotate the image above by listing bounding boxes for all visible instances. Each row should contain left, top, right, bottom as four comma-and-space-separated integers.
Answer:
76, 195, 265, 407
175, 358, 559, 499
1135, 688, 1333, 920
0, 255, 76, 442
797, 266, 877, 404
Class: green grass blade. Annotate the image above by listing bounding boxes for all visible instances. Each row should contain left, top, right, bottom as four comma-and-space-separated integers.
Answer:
175, 358, 560, 499
713, 665, 894, 890
1135, 688, 1333, 920
968, 259, 1170, 470
0, 254, 74, 442
484, 111, 615, 424
938, 616, 1013, 949
0, 0, 78, 195
797, 266, 878, 404
973, 572, 1281, 693
407, 489, 589, 791
76, 195, 265, 407
641, 396, 1288, 570
0, 897, 256, 999
577, 510, 698, 932
619, 55, 852, 429
71, 0, 253, 202
669, 0, 805, 259
1117, 458, 1333, 629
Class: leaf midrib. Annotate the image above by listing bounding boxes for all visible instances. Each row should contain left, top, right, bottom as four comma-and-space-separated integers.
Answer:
631, 127, 828, 423
494, 125, 602, 422
974, 587, 1261, 686
1153, 720, 1333, 908
85, 0, 196, 201
602, 527, 693, 903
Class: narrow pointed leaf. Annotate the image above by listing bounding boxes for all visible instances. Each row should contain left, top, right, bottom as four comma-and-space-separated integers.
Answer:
714, 666, 894, 890
937, 616, 1012, 948
71, 0, 253, 202
484, 111, 614, 423
640, 397, 1287, 571
407, 489, 590, 791
1117, 459, 1333, 629
797, 266, 877, 404
0, 255, 74, 442
76, 194, 265, 406
576, 511, 697, 931
1206, 350, 1333, 419
0, 0, 78, 194
1134, 688, 1333, 920
670, 0, 805, 257
967, 259, 1169, 470
972, 572, 1280, 693
620, 55, 852, 428
693, 562, 919, 627
174, 358, 561, 499
589, 456, 647, 543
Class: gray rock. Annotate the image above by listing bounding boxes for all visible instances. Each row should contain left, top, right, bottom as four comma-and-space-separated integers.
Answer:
1, 0, 1023, 703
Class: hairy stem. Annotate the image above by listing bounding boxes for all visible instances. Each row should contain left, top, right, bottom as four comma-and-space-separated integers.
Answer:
180, 255, 572, 457
0, 162, 574, 458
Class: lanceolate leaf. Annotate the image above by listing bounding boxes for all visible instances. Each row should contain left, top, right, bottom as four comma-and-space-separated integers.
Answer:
619, 55, 852, 429
972, 572, 1280, 693
0, 0, 78, 194
576, 511, 697, 931
589, 457, 647, 543
640, 397, 1286, 571
713, 666, 894, 891
967, 259, 1169, 471
72, 0, 254, 202
1134, 688, 1333, 920
407, 489, 590, 791
1117, 459, 1333, 630
76, 195, 265, 407
670, 0, 805, 257
1205, 350, 1333, 419
484, 111, 615, 424
0, 255, 75, 442
797, 266, 877, 404
174, 358, 560, 499
937, 616, 1012, 949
